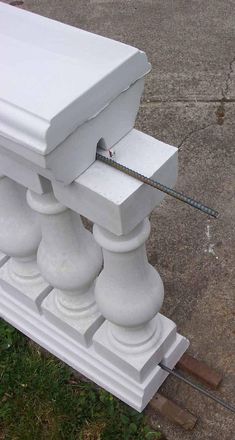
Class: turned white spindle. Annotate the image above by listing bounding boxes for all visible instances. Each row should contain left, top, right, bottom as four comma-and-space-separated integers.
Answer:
27, 190, 103, 344
93, 218, 164, 353
0, 176, 42, 283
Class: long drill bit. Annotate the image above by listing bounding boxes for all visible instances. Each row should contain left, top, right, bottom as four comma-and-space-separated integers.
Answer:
96, 153, 219, 219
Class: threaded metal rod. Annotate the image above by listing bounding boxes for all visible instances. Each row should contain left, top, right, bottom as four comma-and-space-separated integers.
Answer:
159, 363, 235, 413
96, 153, 219, 219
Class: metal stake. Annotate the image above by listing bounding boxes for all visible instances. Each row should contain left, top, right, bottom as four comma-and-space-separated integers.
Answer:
159, 363, 235, 413
96, 153, 219, 219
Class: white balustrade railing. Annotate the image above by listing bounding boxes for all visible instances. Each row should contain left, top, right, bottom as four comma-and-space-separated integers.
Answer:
0, 3, 189, 411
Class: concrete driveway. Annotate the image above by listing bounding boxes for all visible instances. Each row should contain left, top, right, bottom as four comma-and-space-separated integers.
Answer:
12, 1, 235, 438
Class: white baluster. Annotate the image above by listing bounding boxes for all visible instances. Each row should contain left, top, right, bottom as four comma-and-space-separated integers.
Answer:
0, 176, 50, 311
93, 218, 178, 381
27, 189, 104, 346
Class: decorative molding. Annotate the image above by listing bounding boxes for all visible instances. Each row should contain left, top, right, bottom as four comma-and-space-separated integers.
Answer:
0, 2, 150, 183
0, 279, 189, 412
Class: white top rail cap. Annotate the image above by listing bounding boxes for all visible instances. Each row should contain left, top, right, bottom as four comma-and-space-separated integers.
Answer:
0, 3, 150, 160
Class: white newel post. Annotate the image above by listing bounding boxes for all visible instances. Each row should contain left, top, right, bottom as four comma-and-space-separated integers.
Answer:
93, 219, 164, 353
0, 176, 50, 311
27, 189, 104, 346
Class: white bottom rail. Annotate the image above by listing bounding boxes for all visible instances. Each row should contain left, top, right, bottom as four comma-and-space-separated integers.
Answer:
0, 274, 189, 412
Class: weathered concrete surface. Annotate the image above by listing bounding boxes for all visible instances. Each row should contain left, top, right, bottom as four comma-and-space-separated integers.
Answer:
13, 0, 235, 438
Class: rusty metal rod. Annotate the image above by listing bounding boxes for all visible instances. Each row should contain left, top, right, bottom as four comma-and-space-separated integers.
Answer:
96, 153, 219, 219
159, 363, 235, 413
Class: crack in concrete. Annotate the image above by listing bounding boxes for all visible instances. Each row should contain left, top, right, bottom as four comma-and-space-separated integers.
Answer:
215, 100, 225, 126
178, 123, 217, 150
142, 57, 235, 106
141, 58, 235, 146
223, 56, 235, 99
141, 98, 235, 105
215, 55, 235, 126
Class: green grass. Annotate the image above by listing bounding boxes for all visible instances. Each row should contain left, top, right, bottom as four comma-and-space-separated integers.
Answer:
0, 320, 162, 440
